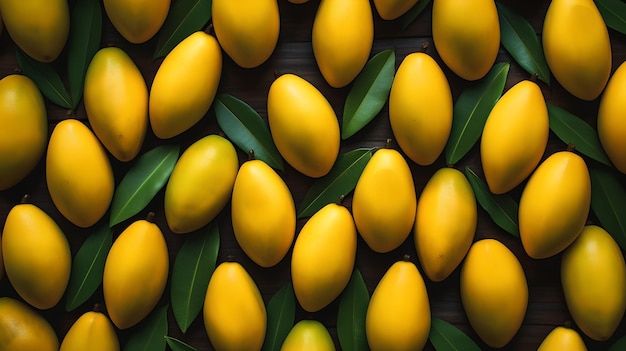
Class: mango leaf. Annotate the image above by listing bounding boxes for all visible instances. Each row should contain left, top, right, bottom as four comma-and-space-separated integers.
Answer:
215, 94, 284, 171
496, 1, 550, 85
65, 226, 113, 311
445, 62, 510, 165
16, 49, 73, 109
109, 144, 180, 227
154, 0, 213, 59
342, 49, 395, 140
337, 269, 369, 351
164, 336, 198, 351
595, 0, 626, 35
171, 223, 220, 333
429, 317, 482, 351
589, 167, 626, 250
547, 103, 612, 167
465, 167, 519, 237
608, 335, 626, 351
400, 0, 433, 29
124, 305, 169, 351
297, 147, 375, 219
262, 282, 296, 351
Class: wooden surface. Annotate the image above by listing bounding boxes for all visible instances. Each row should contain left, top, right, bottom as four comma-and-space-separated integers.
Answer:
1, 0, 626, 350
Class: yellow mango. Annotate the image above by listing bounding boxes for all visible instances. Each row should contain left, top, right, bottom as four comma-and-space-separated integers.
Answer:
366, 257, 430, 351
0, 74, 47, 190
231, 159, 295, 267
352, 147, 416, 253
0, 297, 59, 351
480, 80, 549, 194
203, 261, 266, 351
542, 0, 611, 101
518, 151, 591, 259
561, 225, 626, 341
60, 311, 120, 351
280, 320, 335, 351
46, 119, 114, 228
103, 0, 170, 44
267, 73, 340, 178
389, 52, 452, 166
149, 31, 222, 139
2, 203, 71, 310
432, 0, 500, 81
0, 0, 69, 62
537, 326, 587, 351
414, 167, 476, 282
291, 202, 357, 312
598, 61, 626, 173
165, 135, 239, 234
84, 47, 148, 162
373, 0, 418, 20
212, 0, 279, 68
103, 217, 169, 329
460, 238, 528, 348
312, 0, 374, 88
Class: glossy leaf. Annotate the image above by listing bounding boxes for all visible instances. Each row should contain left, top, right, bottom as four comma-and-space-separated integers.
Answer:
109, 144, 180, 227
337, 269, 369, 351
297, 147, 375, 219
16, 49, 72, 109
215, 94, 284, 171
445, 62, 510, 165
429, 317, 482, 351
342, 49, 395, 140
609, 335, 626, 351
171, 223, 220, 333
401, 0, 433, 29
65, 226, 113, 311
589, 167, 626, 250
262, 282, 296, 351
595, 0, 626, 35
154, 0, 213, 59
164, 336, 198, 351
124, 305, 169, 351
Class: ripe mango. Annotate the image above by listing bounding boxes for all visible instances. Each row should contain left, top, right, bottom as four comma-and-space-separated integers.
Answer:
231, 159, 295, 268
432, 0, 500, 81
460, 238, 528, 348
373, 0, 418, 20
149, 31, 222, 139
212, 0, 279, 68
0, 74, 47, 190
414, 167, 476, 282
518, 151, 591, 259
366, 257, 430, 351
46, 119, 114, 228
280, 320, 335, 351
598, 61, 626, 173
84, 47, 148, 162
389, 52, 452, 166
103, 218, 169, 329
537, 326, 588, 351
561, 225, 626, 341
103, 0, 170, 44
542, 0, 611, 101
203, 261, 266, 351
312, 0, 373, 88
291, 202, 357, 312
165, 134, 239, 234
352, 147, 416, 253
0, 297, 59, 351
480, 80, 549, 194
60, 311, 120, 351
267, 73, 340, 178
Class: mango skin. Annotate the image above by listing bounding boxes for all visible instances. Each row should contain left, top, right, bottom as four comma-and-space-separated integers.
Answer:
480, 80, 549, 194
103, 0, 170, 44
0, 297, 59, 351
542, 0, 611, 101
280, 320, 335, 351
165, 135, 239, 234
414, 167, 477, 282
60, 311, 120, 351
432, 0, 500, 81
2, 203, 71, 310
149, 31, 222, 139
537, 326, 588, 351
366, 259, 431, 351
267, 73, 340, 178
0, 74, 47, 190
84, 46, 148, 162
373, 0, 419, 20
561, 225, 626, 341
518, 151, 591, 259
0, 235, 3, 280
231, 159, 295, 268
598, 61, 626, 173
352, 148, 416, 253
389, 52, 452, 166
460, 238, 528, 348
46, 119, 114, 228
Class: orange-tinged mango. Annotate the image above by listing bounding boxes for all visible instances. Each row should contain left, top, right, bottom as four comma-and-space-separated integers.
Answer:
0, 297, 59, 351
280, 320, 335, 351
60, 311, 120, 351
373, 0, 419, 20
598, 61, 626, 173
103, 0, 170, 44
537, 326, 588, 351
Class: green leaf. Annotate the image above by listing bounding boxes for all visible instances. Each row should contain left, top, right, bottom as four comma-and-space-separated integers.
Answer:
124, 305, 169, 351
297, 147, 375, 219
337, 269, 369, 351
342, 49, 395, 140
589, 167, 626, 250
465, 167, 519, 237
171, 223, 220, 333
16, 49, 73, 109
595, 0, 626, 35
262, 282, 296, 351
496, 1, 550, 85
429, 317, 482, 351
547, 103, 612, 167
215, 94, 284, 171
400, 0, 432, 29
154, 0, 213, 59
164, 336, 198, 351
109, 144, 180, 227
65, 226, 113, 311
445, 62, 510, 165
608, 335, 626, 351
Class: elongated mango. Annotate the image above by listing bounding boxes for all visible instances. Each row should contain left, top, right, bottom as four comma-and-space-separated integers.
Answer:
60, 311, 120, 351
537, 326, 587, 351
373, 0, 418, 20
280, 320, 335, 351
0, 297, 59, 351
103, 0, 170, 44
598, 61, 626, 173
